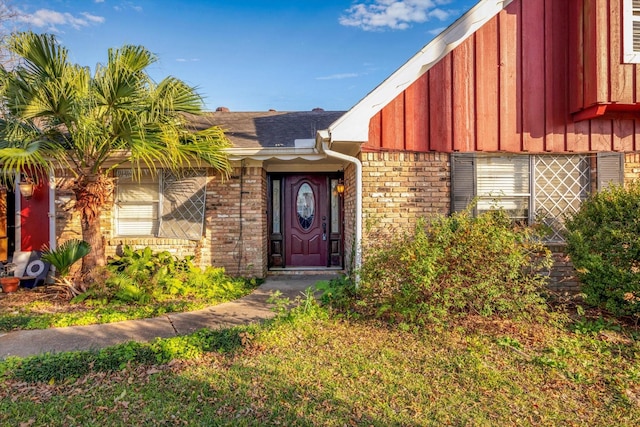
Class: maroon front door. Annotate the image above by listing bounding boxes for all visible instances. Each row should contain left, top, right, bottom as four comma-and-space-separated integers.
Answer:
285, 175, 328, 267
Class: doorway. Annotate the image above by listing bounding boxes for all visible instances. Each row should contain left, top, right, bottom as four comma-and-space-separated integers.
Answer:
268, 173, 343, 269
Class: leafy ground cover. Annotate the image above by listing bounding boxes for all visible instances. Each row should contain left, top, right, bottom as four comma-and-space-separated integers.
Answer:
0, 247, 259, 332
1, 299, 639, 426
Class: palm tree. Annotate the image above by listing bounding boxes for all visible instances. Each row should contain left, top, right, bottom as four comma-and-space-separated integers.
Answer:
0, 32, 231, 285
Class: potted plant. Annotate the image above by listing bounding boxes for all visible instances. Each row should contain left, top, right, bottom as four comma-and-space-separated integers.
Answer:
0, 263, 19, 293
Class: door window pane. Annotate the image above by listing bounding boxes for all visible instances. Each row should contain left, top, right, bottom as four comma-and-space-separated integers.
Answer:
330, 179, 340, 233
297, 183, 314, 230
272, 179, 281, 233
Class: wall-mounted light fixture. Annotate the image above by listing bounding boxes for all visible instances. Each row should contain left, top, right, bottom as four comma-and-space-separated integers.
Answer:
18, 175, 35, 200
335, 179, 345, 195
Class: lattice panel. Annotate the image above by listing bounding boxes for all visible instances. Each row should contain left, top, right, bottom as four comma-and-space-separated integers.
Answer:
158, 170, 207, 240
534, 155, 590, 242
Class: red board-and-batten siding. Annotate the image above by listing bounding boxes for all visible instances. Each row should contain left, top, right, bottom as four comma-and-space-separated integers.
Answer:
366, 0, 640, 154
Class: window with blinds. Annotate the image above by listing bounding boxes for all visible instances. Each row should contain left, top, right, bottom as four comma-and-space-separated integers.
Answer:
115, 170, 160, 236
623, 0, 640, 62
476, 156, 530, 223
115, 169, 207, 240
451, 153, 623, 242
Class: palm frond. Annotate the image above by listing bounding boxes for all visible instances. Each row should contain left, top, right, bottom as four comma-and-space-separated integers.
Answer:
41, 239, 91, 277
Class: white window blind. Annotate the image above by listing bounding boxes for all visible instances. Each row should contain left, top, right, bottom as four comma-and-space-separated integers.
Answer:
115, 170, 160, 236
623, 0, 640, 62
476, 156, 530, 222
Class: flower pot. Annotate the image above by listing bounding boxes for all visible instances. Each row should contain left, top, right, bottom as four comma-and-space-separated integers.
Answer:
1, 277, 20, 293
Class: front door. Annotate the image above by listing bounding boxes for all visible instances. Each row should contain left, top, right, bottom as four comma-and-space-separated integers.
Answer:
284, 175, 328, 267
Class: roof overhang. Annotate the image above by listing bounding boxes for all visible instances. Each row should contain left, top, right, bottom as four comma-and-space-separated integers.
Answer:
225, 145, 348, 173
326, 0, 514, 145
572, 103, 640, 121
226, 146, 323, 162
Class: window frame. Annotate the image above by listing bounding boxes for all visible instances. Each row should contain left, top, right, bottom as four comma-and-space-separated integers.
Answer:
114, 168, 208, 241
115, 169, 162, 237
623, 0, 640, 63
451, 153, 622, 243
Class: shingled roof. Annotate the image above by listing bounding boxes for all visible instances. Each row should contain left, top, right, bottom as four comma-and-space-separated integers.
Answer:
188, 110, 345, 149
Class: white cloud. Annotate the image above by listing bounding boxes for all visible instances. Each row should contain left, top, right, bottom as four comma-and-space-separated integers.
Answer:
176, 58, 200, 63
114, 3, 143, 13
316, 73, 359, 80
17, 9, 105, 31
340, 0, 452, 31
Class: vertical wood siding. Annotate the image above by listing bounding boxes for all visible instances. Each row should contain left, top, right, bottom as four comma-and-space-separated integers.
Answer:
364, 0, 640, 153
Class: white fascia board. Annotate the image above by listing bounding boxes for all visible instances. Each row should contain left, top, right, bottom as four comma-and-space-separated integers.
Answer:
328, 0, 513, 144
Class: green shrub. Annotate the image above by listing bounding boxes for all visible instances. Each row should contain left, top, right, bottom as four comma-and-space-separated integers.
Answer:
355, 210, 552, 325
564, 181, 640, 317
83, 246, 255, 305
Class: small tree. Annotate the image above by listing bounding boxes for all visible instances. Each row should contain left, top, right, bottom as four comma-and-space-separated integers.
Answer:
0, 32, 231, 287
564, 181, 640, 317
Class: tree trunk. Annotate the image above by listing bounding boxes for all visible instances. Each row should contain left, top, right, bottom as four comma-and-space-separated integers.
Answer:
73, 173, 113, 277
79, 210, 106, 274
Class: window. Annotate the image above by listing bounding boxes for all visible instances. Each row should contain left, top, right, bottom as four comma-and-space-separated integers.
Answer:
115, 169, 159, 236
476, 156, 530, 223
115, 169, 207, 240
623, 0, 640, 63
451, 153, 623, 242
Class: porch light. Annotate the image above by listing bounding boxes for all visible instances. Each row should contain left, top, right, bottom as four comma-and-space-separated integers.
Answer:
18, 176, 34, 199
336, 180, 345, 195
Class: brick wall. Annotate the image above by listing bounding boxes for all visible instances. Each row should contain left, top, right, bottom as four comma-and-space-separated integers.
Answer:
625, 153, 640, 182
204, 164, 267, 278
360, 150, 450, 242
342, 163, 357, 274
353, 151, 640, 294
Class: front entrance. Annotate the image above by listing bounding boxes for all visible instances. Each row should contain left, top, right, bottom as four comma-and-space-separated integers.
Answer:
285, 175, 327, 266
269, 173, 343, 269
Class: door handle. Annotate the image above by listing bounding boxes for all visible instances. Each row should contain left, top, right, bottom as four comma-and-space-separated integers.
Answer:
322, 222, 327, 240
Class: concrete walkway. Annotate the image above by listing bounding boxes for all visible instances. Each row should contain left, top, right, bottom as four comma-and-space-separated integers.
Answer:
0, 274, 337, 359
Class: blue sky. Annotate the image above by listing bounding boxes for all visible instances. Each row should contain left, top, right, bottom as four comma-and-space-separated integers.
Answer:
12, 0, 476, 112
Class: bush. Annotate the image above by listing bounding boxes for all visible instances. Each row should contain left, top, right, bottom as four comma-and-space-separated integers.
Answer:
564, 181, 640, 318
355, 210, 552, 325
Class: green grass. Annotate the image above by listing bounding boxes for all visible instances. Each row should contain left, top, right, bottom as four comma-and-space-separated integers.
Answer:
1, 302, 638, 426
0, 279, 258, 332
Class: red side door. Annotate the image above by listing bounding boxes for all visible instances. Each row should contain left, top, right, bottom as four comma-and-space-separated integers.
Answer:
20, 171, 50, 251
285, 175, 328, 267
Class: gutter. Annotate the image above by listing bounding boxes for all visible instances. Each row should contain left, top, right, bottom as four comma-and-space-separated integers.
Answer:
318, 133, 362, 284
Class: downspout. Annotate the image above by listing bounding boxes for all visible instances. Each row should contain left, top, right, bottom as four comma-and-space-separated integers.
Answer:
320, 138, 362, 285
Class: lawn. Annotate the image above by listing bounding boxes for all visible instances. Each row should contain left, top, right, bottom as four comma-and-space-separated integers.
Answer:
0, 277, 258, 332
1, 300, 638, 426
